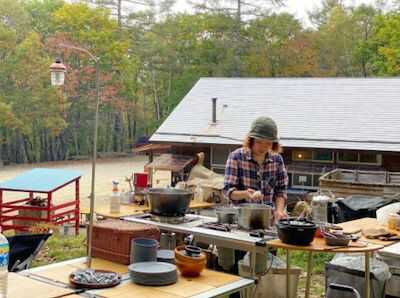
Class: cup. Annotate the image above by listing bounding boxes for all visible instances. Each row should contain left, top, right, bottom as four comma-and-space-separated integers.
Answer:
130, 238, 158, 263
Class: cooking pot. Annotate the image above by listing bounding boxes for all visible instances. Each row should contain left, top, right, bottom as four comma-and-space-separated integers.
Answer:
238, 204, 273, 230
147, 188, 193, 217
276, 219, 316, 246
215, 207, 238, 224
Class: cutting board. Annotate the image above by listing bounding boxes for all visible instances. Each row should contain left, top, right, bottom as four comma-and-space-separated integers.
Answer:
338, 218, 400, 246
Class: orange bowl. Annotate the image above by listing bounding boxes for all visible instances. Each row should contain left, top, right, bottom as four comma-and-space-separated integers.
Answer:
175, 246, 206, 277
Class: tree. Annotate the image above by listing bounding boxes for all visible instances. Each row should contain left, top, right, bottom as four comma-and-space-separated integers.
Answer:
372, 12, 400, 75
190, 0, 284, 76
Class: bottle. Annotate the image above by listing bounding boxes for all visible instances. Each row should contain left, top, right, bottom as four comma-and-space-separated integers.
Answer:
110, 181, 121, 214
0, 226, 9, 298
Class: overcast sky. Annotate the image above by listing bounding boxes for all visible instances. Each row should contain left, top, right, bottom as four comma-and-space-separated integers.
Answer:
174, 0, 380, 26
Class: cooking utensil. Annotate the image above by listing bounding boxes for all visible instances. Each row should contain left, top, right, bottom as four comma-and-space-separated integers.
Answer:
323, 232, 351, 247
238, 204, 273, 230
215, 207, 238, 224
160, 232, 176, 250
185, 245, 202, 257
69, 269, 121, 289
175, 246, 206, 277
276, 219, 316, 246
130, 238, 158, 263
157, 249, 175, 264
147, 188, 193, 217
129, 262, 177, 286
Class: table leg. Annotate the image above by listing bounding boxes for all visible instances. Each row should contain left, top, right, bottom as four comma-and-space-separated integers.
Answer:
365, 251, 371, 298
251, 250, 257, 278
0, 190, 3, 231
286, 249, 290, 298
305, 252, 313, 298
75, 179, 80, 235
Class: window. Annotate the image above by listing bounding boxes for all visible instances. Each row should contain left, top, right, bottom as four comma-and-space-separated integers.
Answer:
292, 149, 333, 163
337, 152, 381, 165
360, 152, 378, 164
313, 174, 321, 187
293, 150, 313, 161
211, 146, 230, 165
338, 152, 358, 162
313, 150, 333, 162
293, 173, 313, 187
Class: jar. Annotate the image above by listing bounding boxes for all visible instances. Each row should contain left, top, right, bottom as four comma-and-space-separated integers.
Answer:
387, 213, 400, 230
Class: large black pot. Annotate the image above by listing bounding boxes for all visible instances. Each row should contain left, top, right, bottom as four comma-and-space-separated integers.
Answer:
276, 219, 316, 246
147, 188, 193, 217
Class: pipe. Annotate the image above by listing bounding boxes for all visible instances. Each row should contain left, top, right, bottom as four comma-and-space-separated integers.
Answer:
212, 97, 217, 124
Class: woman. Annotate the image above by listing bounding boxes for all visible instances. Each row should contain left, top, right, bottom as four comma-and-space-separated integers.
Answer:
224, 116, 288, 221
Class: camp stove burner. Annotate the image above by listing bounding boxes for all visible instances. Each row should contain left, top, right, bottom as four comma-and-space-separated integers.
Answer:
137, 213, 200, 224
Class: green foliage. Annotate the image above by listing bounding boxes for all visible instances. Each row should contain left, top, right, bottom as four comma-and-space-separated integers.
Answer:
32, 233, 86, 267
0, 0, 397, 164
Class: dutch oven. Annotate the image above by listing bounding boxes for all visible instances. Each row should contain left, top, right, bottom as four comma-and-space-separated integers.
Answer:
276, 219, 316, 246
147, 188, 193, 217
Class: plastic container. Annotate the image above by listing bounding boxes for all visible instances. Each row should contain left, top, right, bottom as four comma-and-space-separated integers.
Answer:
311, 194, 331, 223
0, 227, 9, 298
134, 173, 148, 188
110, 181, 121, 214
91, 219, 160, 264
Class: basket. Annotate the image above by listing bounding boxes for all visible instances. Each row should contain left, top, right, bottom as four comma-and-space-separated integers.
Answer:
91, 219, 160, 264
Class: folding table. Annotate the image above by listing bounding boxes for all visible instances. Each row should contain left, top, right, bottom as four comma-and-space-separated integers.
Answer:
0, 168, 81, 234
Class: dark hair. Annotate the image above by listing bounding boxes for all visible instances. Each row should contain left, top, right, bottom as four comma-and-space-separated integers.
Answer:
243, 136, 282, 154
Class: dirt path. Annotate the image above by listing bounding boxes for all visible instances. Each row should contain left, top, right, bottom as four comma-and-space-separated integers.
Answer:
0, 156, 148, 209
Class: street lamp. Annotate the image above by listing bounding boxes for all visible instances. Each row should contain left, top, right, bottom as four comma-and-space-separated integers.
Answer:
50, 59, 66, 86
50, 44, 100, 268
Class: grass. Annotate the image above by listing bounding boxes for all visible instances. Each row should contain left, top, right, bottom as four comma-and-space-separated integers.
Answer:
32, 232, 87, 267
277, 250, 335, 298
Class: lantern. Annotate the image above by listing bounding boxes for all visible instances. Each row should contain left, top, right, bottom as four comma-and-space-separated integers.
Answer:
50, 59, 66, 86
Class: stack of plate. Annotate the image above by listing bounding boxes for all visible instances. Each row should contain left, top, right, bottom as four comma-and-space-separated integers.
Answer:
157, 250, 175, 264
128, 262, 178, 286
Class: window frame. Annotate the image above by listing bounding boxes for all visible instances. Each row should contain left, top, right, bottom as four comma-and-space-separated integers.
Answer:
290, 171, 321, 190
336, 152, 382, 166
292, 149, 334, 163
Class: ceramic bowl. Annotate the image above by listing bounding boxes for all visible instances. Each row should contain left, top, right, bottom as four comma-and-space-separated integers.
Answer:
175, 246, 206, 277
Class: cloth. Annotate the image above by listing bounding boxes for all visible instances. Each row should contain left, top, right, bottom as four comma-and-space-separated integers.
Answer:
223, 147, 288, 204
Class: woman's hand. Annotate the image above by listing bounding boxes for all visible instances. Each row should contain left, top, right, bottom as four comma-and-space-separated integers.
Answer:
246, 189, 263, 202
274, 209, 288, 222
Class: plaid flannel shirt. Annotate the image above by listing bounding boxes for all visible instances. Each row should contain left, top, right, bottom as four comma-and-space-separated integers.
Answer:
223, 147, 288, 205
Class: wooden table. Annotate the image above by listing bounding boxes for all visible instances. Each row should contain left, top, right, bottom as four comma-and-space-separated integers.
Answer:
7, 272, 76, 298
91, 269, 253, 298
90, 201, 215, 219
22, 257, 254, 298
268, 234, 384, 298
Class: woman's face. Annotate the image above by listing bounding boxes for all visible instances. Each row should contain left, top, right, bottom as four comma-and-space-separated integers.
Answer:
252, 139, 273, 156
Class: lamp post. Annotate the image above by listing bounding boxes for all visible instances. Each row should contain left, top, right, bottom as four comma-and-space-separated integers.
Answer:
50, 44, 100, 268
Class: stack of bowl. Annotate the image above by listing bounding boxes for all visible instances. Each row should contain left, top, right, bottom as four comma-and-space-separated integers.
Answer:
175, 245, 207, 277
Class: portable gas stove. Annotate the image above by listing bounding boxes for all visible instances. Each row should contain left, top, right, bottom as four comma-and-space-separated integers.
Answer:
136, 213, 202, 225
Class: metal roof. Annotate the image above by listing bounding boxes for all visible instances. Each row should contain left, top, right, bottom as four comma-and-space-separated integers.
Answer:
151, 78, 400, 152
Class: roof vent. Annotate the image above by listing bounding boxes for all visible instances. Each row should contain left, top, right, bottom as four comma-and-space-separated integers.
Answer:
212, 97, 217, 124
